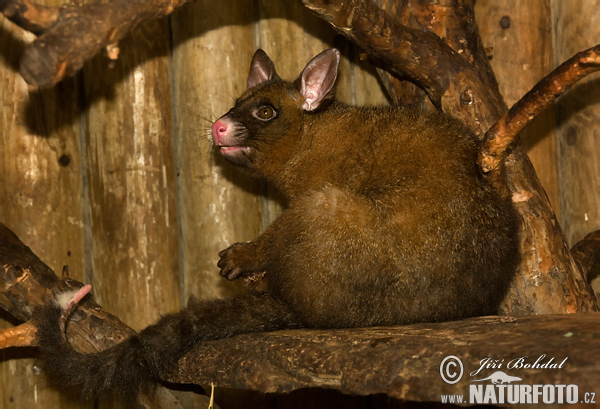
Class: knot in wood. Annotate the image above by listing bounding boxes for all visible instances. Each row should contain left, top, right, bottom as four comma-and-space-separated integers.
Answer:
460, 87, 474, 105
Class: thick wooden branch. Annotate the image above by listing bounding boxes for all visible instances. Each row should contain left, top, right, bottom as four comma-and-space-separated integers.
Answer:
165, 313, 600, 402
368, 0, 503, 114
572, 230, 600, 283
479, 44, 600, 174
0, 0, 194, 87
0, 224, 133, 347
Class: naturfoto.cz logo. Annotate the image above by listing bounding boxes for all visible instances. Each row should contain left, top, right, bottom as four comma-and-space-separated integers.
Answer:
439, 355, 597, 405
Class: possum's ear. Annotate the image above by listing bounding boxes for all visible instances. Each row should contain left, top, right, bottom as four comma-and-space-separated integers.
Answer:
247, 49, 280, 89
299, 49, 340, 111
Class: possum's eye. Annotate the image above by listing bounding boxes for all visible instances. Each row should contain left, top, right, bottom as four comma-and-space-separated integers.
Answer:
253, 105, 277, 121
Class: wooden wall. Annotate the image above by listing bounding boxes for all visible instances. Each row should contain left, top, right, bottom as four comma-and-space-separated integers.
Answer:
0, 1, 598, 408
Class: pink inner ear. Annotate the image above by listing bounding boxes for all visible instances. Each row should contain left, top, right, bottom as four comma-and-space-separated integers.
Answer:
301, 84, 319, 111
300, 49, 340, 111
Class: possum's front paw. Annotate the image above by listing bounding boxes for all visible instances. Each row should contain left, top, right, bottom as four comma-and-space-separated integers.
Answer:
218, 242, 266, 280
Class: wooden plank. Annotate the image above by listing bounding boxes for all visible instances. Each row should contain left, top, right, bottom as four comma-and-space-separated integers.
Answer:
0, 1, 88, 408
475, 0, 561, 218
350, 47, 389, 106
82, 21, 180, 329
552, 0, 600, 246
170, 1, 263, 301
553, 0, 600, 298
167, 313, 600, 406
0, 1, 89, 407
82, 17, 209, 408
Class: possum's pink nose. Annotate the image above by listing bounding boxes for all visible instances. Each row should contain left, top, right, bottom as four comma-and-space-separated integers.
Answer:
211, 119, 229, 145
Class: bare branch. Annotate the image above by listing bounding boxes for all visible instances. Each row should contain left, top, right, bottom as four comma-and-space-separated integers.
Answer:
0, 321, 37, 348
2, 0, 195, 87
479, 44, 600, 174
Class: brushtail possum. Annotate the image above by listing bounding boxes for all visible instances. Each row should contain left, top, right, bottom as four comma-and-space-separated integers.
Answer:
34, 49, 519, 399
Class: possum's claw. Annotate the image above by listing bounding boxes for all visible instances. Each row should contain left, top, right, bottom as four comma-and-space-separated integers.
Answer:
56, 284, 92, 333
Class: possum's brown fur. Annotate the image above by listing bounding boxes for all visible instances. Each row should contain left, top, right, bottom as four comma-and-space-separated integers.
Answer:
34, 49, 519, 400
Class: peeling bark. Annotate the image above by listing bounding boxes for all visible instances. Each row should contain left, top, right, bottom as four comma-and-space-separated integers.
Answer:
0, 321, 36, 348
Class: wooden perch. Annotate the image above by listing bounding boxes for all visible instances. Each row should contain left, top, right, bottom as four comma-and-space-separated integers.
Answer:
479, 44, 600, 174
0, 0, 195, 87
164, 313, 600, 402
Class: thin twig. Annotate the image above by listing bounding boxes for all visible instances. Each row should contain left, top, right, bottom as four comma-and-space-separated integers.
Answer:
478, 44, 600, 174
0, 321, 37, 348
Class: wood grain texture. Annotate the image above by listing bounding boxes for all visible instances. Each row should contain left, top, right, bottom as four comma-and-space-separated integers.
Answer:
82, 19, 180, 330
553, 0, 600, 300
1, 0, 197, 87
166, 313, 600, 404
170, 1, 263, 302
475, 0, 561, 219
553, 0, 600, 246
0, 1, 87, 406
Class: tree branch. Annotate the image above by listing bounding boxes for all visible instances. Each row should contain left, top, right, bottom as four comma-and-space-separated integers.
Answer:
572, 230, 600, 283
164, 313, 600, 401
302, 0, 598, 314
0, 223, 202, 407
0, 223, 135, 349
2, 224, 599, 405
1, 0, 194, 87
0, 321, 37, 348
479, 44, 600, 174
370, 0, 504, 114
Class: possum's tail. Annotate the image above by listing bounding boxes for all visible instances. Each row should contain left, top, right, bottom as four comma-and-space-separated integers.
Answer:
34, 285, 302, 400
